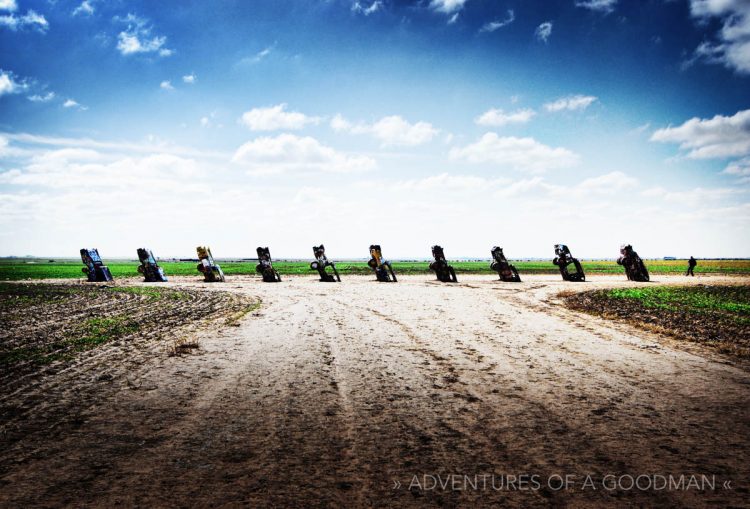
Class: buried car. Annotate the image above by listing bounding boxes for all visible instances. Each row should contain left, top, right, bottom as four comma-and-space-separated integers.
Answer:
617, 244, 650, 282
490, 246, 521, 282
310, 244, 340, 282
256, 247, 282, 282
368, 244, 397, 282
429, 245, 458, 283
553, 244, 585, 282
196, 246, 225, 282
80, 248, 114, 282
137, 248, 168, 282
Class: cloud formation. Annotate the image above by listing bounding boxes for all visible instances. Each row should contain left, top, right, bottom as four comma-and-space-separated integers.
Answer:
0, 69, 24, 96
331, 114, 439, 146
231, 133, 376, 174
63, 98, 87, 110
240, 104, 320, 131
575, 0, 617, 14
535, 21, 552, 42
688, 0, 750, 74
479, 10, 515, 33
352, 1, 382, 16
0, 9, 48, 31
72, 1, 94, 17
544, 94, 597, 112
429, 0, 468, 14
475, 108, 535, 126
27, 91, 55, 102
449, 133, 579, 172
650, 109, 750, 159
115, 14, 173, 57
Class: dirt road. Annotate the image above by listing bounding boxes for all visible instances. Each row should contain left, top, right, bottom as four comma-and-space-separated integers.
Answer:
1, 275, 749, 507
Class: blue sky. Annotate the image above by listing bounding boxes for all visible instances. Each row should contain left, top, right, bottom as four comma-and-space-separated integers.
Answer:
1, 0, 749, 258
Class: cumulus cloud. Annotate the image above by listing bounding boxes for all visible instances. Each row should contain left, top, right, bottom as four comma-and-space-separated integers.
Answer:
239, 104, 320, 131
182, 73, 196, 84
0, 69, 25, 96
449, 133, 579, 172
650, 109, 750, 159
159, 80, 174, 90
0, 0, 17, 11
63, 98, 87, 110
115, 13, 173, 57
544, 94, 597, 112
231, 133, 376, 175
352, 1, 382, 15
27, 91, 55, 102
575, 0, 617, 14
641, 185, 745, 205
332, 114, 439, 146
0, 9, 48, 31
688, 0, 750, 74
722, 157, 750, 182
72, 1, 94, 16
479, 9, 515, 33
535, 21, 552, 43
576, 171, 638, 192
0, 149, 201, 190
429, 0, 468, 14
395, 173, 510, 191
475, 108, 535, 126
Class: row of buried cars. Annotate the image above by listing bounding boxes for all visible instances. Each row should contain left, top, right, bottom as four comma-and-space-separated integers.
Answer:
80, 243, 651, 284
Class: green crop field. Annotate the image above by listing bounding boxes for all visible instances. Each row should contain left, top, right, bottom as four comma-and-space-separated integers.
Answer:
1, 258, 749, 281
563, 285, 750, 357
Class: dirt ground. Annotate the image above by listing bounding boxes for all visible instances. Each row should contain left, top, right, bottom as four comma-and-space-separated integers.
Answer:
1, 274, 749, 508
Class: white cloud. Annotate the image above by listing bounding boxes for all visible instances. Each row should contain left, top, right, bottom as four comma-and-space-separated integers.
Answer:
447, 12, 459, 24
159, 80, 174, 90
395, 173, 510, 191
535, 21, 552, 43
115, 13, 172, 57
182, 73, 196, 84
641, 185, 745, 205
0, 9, 48, 31
239, 103, 320, 131
575, 0, 617, 14
0, 0, 16, 11
27, 91, 55, 102
576, 171, 638, 192
544, 94, 597, 112
72, 1, 94, 16
0, 149, 202, 190
688, 0, 750, 73
479, 9, 515, 33
63, 98, 87, 110
231, 133, 376, 175
0, 69, 23, 96
429, 0, 468, 14
650, 109, 750, 159
449, 133, 579, 172
330, 114, 352, 132
352, 1, 382, 15
722, 157, 750, 182
370, 116, 439, 146
475, 108, 535, 126
332, 114, 439, 146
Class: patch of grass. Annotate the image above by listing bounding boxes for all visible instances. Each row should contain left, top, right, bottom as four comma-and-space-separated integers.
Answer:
563, 285, 750, 357
72, 315, 140, 348
606, 286, 750, 317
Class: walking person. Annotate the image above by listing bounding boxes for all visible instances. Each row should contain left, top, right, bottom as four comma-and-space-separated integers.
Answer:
686, 256, 697, 276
